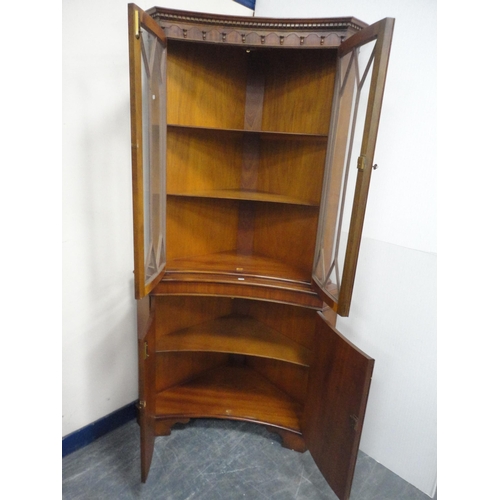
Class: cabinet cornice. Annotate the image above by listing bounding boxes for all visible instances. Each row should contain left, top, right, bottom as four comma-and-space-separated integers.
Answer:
148, 7, 368, 47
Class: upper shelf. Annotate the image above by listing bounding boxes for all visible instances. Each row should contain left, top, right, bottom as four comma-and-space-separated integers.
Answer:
167, 189, 320, 207
167, 124, 328, 141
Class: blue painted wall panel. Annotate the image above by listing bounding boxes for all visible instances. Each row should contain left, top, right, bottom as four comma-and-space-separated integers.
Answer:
234, 0, 256, 10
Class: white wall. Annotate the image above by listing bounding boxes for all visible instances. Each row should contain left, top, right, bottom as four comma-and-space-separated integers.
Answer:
63, 0, 436, 497
256, 1, 437, 497
62, 0, 252, 437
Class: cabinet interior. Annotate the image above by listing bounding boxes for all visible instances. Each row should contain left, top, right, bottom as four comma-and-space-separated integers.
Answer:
165, 40, 336, 283
153, 295, 316, 432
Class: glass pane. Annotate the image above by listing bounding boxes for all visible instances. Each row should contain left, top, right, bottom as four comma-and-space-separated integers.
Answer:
141, 30, 167, 285
313, 39, 376, 303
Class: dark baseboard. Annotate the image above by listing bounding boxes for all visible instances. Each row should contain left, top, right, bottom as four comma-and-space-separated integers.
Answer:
62, 401, 138, 457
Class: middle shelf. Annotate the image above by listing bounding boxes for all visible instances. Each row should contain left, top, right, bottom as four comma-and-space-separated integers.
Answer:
166, 123, 327, 208
155, 295, 317, 359
156, 314, 312, 366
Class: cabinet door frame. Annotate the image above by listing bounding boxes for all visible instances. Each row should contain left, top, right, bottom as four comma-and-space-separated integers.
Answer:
313, 17, 395, 316
128, 4, 168, 299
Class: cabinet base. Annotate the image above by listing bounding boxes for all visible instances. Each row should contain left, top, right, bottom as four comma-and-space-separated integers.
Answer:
265, 425, 307, 453
154, 416, 307, 453
141, 417, 307, 482
155, 417, 191, 436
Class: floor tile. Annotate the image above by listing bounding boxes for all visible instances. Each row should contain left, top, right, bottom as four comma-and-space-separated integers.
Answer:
62, 419, 435, 500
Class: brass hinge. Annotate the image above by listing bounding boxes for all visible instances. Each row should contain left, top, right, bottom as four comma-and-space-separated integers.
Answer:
134, 10, 140, 39
358, 155, 379, 171
357, 155, 366, 171
144, 341, 149, 359
137, 400, 146, 410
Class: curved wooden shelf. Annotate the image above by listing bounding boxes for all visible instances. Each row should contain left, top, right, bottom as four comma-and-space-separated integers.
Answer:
156, 314, 311, 366
167, 123, 328, 141
155, 365, 303, 433
166, 251, 311, 284
167, 189, 320, 207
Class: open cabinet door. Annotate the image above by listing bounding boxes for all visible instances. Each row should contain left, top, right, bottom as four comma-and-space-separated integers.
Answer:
313, 18, 394, 316
137, 296, 156, 482
128, 4, 168, 299
302, 312, 374, 500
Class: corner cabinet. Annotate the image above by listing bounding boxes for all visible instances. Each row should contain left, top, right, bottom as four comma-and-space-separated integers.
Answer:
127, 5, 394, 499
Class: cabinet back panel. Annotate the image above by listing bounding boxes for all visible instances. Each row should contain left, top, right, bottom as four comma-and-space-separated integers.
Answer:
252, 203, 319, 275
247, 357, 309, 405
156, 296, 233, 336
167, 41, 247, 129
167, 128, 243, 193
257, 138, 326, 205
156, 351, 229, 393
261, 49, 336, 134
232, 299, 317, 351
166, 197, 239, 261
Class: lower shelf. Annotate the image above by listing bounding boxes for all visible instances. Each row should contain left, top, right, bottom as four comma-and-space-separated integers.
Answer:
156, 365, 303, 433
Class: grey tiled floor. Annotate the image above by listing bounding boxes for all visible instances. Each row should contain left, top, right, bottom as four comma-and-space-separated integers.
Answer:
62, 419, 435, 499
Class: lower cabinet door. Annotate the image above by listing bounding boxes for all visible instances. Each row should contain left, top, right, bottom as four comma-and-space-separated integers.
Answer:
301, 311, 374, 500
137, 296, 156, 483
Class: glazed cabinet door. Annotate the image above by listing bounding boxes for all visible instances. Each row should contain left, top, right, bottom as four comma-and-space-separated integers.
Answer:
128, 4, 168, 299
313, 18, 394, 316
302, 312, 374, 500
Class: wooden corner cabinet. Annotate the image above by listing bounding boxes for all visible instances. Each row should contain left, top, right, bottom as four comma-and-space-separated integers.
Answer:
127, 5, 394, 499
